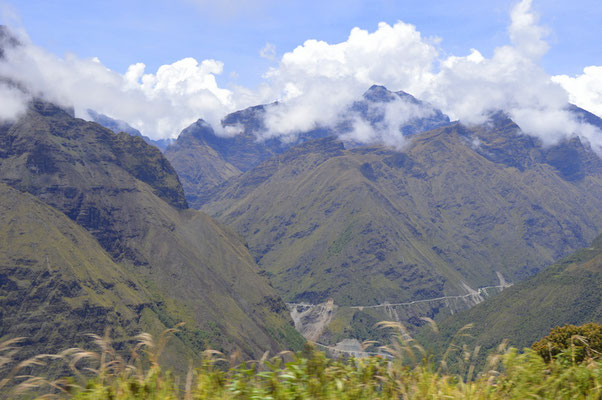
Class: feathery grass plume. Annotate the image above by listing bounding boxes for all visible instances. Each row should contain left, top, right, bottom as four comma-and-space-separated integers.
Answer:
376, 320, 425, 366
1, 322, 601, 398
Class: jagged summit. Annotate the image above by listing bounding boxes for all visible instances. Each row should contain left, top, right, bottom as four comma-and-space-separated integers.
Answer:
176, 118, 215, 142
348, 85, 452, 136
362, 84, 400, 103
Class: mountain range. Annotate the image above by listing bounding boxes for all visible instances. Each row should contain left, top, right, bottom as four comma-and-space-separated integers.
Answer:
4, 57, 601, 361
143, 86, 602, 346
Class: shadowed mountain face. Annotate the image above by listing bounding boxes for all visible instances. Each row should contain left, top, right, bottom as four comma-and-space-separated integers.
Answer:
423, 233, 602, 358
165, 86, 452, 208
0, 100, 303, 358
0, 183, 189, 361
200, 116, 602, 314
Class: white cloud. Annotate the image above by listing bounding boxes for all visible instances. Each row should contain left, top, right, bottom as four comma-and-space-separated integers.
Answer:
508, 0, 549, 60
0, 81, 28, 121
340, 97, 436, 149
0, 0, 600, 152
553, 66, 602, 117
0, 32, 241, 139
259, 21, 438, 145
259, 43, 276, 61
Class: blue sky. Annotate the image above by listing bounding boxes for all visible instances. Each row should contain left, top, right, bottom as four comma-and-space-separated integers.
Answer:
3, 0, 601, 88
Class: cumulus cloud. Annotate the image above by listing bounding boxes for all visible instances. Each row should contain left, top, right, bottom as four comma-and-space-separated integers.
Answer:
0, 30, 241, 138
259, 21, 437, 146
553, 66, 602, 117
259, 0, 601, 151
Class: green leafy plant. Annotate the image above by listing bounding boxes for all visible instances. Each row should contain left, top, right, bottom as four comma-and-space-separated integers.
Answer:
531, 322, 602, 363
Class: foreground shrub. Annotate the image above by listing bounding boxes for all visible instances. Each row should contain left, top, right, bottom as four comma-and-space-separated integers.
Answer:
531, 322, 602, 363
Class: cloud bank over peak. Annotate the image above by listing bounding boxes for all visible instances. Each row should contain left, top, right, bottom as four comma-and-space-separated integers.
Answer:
256, 0, 601, 152
258, 21, 438, 145
0, 0, 600, 152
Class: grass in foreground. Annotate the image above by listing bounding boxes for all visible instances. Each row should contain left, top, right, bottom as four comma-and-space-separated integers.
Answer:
0, 322, 600, 399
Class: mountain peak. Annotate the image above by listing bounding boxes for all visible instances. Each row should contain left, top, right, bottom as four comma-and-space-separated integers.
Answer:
176, 118, 215, 143
363, 84, 397, 103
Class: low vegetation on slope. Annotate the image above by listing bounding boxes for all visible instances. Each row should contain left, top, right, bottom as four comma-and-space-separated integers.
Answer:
0, 183, 182, 361
422, 234, 602, 360
202, 119, 602, 310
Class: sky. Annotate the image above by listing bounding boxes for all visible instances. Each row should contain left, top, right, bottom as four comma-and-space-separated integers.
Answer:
0, 0, 601, 151
4, 0, 600, 87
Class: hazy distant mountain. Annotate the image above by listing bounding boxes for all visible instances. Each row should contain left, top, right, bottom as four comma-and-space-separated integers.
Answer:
199, 111, 602, 344
86, 109, 174, 150
0, 100, 303, 360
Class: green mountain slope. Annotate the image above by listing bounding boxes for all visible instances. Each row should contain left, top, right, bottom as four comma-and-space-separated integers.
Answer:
0, 183, 187, 360
0, 100, 303, 357
200, 117, 602, 342
423, 234, 602, 358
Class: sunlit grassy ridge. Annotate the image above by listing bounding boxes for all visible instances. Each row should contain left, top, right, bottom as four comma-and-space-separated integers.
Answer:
1, 323, 601, 399
422, 234, 602, 363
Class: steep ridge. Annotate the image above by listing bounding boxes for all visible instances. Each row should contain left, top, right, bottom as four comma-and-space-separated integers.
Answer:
201, 116, 602, 343
0, 183, 189, 361
423, 233, 602, 358
0, 100, 303, 357
166, 86, 452, 208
